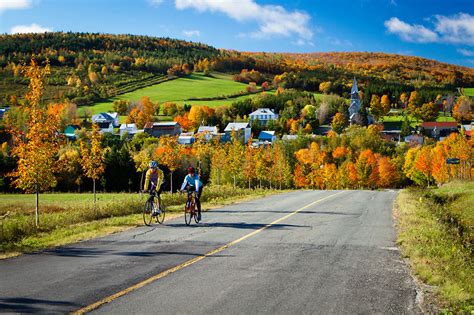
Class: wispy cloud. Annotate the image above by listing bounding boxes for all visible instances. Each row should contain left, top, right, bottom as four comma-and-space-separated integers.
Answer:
175, 0, 313, 42
148, 0, 164, 6
10, 23, 52, 34
458, 48, 474, 56
0, 0, 33, 13
328, 37, 353, 47
384, 17, 438, 43
385, 13, 474, 45
183, 30, 200, 37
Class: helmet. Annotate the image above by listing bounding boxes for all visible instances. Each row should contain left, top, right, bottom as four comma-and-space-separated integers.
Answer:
187, 166, 195, 174
149, 161, 158, 168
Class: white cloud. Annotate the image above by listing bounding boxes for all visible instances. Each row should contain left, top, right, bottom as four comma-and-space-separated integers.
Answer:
458, 48, 474, 56
175, 0, 313, 41
0, 0, 32, 12
385, 13, 474, 45
10, 23, 52, 34
434, 13, 474, 44
183, 30, 200, 37
384, 17, 438, 43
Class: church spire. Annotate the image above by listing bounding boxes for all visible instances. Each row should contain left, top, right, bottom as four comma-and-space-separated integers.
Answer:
351, 77, 358, 96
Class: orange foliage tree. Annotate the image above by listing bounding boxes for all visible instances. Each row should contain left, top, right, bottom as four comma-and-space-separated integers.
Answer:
7, 60, 64, 226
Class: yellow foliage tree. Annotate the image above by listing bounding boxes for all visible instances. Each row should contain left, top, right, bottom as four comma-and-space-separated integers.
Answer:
7, 60, 64, 226
80, 123, 105, 207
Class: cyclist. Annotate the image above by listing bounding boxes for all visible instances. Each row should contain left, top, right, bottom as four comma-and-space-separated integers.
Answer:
180, 166, 203, 221
143, 160, 164, 216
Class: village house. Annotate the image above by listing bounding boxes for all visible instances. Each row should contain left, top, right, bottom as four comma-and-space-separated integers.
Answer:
92, 112, 119, 128
178, 132, 195, 145
249, 108, 278, 126
64, 125, 81, 140
119, 123, 139, 138
224, 122, 251, 143
196, 126, 219, 141
0, 107, 9, 120
421, 121, 458, 140
258, 130, 277, 145
144, 122, 182, 138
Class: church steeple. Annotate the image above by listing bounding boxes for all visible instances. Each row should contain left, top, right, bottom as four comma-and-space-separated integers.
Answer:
351, 77, 359, 98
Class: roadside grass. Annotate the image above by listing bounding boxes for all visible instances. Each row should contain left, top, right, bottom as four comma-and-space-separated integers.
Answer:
396, 180, 473, 312
0, 186, 280, 257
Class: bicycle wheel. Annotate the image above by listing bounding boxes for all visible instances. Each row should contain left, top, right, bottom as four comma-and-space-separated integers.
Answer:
184, 201, 192, 226
143, 199, 153, 226
156, 198, 165, 224
194, 203, 200, 223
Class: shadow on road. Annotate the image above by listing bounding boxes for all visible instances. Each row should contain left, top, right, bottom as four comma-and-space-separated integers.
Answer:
166, 222, 310, 230
41, 246, 232, 258
0, 297, 77, 313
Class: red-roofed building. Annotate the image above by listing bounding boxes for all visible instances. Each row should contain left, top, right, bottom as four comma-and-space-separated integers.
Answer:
421, 121, 458, 139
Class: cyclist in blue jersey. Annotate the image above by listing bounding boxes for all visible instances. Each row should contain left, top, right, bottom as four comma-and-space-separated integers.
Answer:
180, 166, 203, 221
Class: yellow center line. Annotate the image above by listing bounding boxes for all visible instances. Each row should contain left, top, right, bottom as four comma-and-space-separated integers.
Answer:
73, 191, 345, 314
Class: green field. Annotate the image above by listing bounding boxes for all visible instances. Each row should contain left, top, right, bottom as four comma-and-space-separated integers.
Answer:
465, 88, 474, 96
81, 72, 254, 115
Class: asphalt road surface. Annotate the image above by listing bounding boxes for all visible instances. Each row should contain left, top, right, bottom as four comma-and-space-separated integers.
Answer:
0, 190, 419, 314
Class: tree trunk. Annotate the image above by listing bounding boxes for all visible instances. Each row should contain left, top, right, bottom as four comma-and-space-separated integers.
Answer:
248, 178, 251, 190
170, 172, 173, 193
93, 179, 97, 212
233, 175, 236, 190
140, 171, 145, 191
35, 185, 39, 227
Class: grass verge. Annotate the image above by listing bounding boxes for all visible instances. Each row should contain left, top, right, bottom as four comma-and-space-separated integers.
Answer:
0, 186, 282, 258
395, 180, 473, 312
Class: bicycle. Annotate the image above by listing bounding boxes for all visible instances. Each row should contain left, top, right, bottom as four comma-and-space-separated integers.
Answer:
143, 189, 166, 226
183, 190, 200, 226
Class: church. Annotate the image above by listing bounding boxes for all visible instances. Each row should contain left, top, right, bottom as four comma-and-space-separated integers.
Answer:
348, 78, 373, 125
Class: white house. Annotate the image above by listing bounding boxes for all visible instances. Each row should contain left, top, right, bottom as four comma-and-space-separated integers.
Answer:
92, 112, 119, 128
119, 123, 138, 137
178, 132, 195, 145
224, 122, 251, 143
249, 108, 278, 126
97, 122, 114, 134
197, 126, 219, 141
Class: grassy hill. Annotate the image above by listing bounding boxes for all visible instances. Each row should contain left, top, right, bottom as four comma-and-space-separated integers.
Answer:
81, 72, 269, 115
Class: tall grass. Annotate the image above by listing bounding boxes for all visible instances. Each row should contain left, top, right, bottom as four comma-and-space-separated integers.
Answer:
0, 186, 274, 249
396, 181, 473, 312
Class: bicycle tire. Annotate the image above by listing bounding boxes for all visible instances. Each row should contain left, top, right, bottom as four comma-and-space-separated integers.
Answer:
184, 202, 192, 226
143, 200, 153, 226
156, 198, 165, 224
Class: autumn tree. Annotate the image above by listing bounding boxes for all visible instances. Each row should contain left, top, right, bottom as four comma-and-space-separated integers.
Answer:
377, 157, 399, 188
7, 60, 64, 226
113, 100, 129, 115
331, 112, 347, 134
319, 81, 332, 94
243, 142, 258, 188
154, 136, 182, 192
418, 102, 439, 122
399, 93, 409, 109
452, 96, 473, 123
80, 123, 105, 207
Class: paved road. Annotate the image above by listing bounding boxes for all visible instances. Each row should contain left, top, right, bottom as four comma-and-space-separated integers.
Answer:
0, 190, 419, 314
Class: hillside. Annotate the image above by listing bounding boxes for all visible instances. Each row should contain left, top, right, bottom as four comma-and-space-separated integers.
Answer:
1, 32, 473, 109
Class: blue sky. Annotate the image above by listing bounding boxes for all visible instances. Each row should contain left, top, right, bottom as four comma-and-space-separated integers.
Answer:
1, 0, 473, 67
